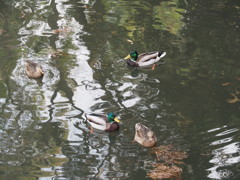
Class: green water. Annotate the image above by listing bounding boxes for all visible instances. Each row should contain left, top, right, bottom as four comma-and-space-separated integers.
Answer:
0, 0, 240, 179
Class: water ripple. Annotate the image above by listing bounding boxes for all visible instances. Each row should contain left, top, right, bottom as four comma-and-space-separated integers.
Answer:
206, 125, 240, 179
216, 128, 239, 136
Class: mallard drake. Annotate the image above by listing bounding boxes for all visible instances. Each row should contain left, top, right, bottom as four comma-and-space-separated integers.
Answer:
25, 60, 44, 78
85, 112, 121, 132
124, 50, 166, 70
133, 123, 157, 147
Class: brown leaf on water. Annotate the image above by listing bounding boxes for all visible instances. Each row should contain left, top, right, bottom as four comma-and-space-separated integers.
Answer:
176, 112, 192, 126
226, 93, 240, 103
0, 29, 5, 35
147, 145, 187, 179
81, 5, 89, 9
20, 11, 26, 18
222, 82, 231, 86
53, 28, 71, 34
147, 163, 182, 180
53, 29, 62, 34
153, 145, 188, 164
112, 31, 118, 35
127, 39, 133, 44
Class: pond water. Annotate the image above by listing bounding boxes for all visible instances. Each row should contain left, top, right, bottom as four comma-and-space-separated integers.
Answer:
0, 0, 240, 179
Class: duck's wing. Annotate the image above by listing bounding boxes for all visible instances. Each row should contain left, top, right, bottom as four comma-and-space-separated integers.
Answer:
85, 113, 108, 123
137, 52, 158, 61
85, 113, 108, 131
137, 52, 159, 66
137, 51, 166, 67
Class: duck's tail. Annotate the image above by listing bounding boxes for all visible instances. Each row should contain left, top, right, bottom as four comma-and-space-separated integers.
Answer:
156, 51, 166, 65
158, 51, 166, 59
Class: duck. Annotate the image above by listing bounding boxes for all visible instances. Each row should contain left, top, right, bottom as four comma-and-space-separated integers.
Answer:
85, 112, 121, 132
25, 60, 44, 78
124, 50, 166, 70
133, 123, 157, 148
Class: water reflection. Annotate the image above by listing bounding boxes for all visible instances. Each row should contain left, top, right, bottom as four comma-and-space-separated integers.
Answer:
0, 0, 240, 179
51, 1, 130, 179
207, 126, 240, 179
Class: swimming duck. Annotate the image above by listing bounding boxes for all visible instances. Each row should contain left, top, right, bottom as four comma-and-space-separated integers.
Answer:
85, 112, 121, 132
25, 60, 44, 78
124, 50, 166, 70
133, 123, 157, 147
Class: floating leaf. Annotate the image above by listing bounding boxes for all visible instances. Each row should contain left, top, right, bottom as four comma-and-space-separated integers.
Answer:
176, 112, 193, 126
226, 93, 240, 103
127, 39, 133, 44
111, 31, 118, 35
153, 145, 188, 164
0, 29, 5, 35
20, 11, 26, 18
147, 163, 182, 180
147, 145, 188, 179
81, 5, 89, 9
222, 82, 231, 86
53, 28, 71, 34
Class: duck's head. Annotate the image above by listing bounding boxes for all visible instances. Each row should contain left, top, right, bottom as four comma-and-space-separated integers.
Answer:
125, 50, 138, 61
107, 112, 120, 123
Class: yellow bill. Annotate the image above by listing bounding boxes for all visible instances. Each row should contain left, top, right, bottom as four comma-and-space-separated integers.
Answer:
114, 117, 121, 123
124, 54, 131, 60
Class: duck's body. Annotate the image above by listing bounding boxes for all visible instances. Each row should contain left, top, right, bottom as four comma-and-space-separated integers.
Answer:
133, 123, 157, 148
85, 112, 120, 132
125, 51, 166, 69
25, 60, 44, 79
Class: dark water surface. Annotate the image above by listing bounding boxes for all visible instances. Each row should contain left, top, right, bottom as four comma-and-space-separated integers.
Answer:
0, 0, 240, 179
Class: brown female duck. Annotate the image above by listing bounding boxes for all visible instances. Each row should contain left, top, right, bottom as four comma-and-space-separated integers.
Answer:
133, 123, 157, 147
25, 60, 44, 79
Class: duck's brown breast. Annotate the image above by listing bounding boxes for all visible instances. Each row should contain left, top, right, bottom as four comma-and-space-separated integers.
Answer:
105, 122, 119, 132
127, 59, 139, 67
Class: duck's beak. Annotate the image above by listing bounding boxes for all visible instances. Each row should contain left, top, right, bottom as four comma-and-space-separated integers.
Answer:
114, 117, 121, 123
39, 68, 44, 74
124, 54, 131, 60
